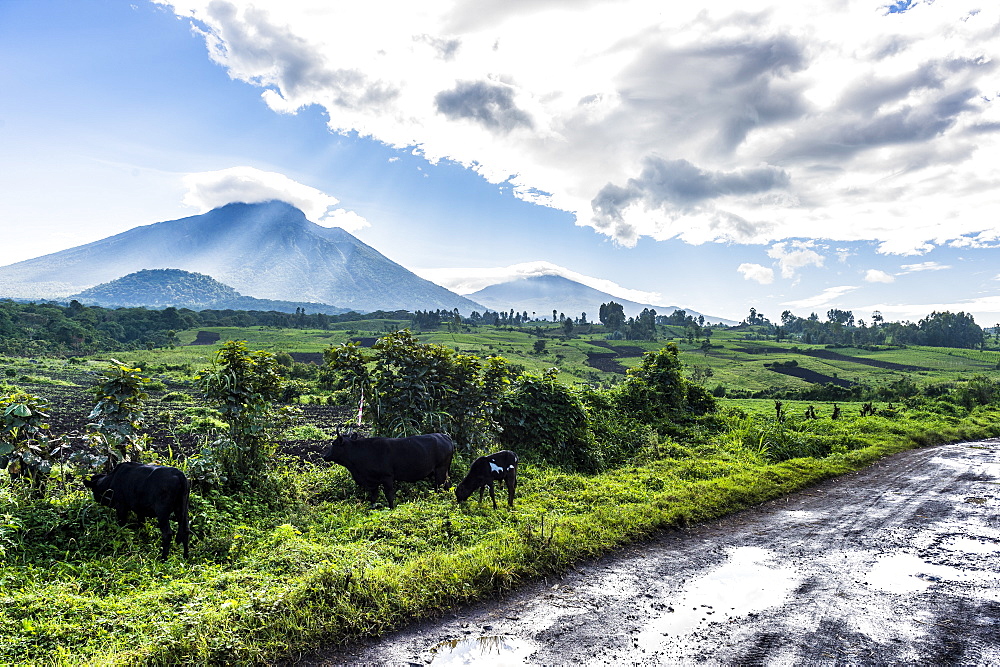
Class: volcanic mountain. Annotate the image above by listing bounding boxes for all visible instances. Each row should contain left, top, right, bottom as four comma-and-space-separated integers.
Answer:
71, 269, 352, 314
0, 201, 483, 313
467, 274, 734, 324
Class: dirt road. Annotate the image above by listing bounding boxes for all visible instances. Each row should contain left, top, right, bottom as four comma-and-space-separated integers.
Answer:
300, 441, 1000, 665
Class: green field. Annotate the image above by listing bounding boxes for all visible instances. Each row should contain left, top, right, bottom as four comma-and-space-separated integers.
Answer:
134, 324, 1000, 396
3, 321, 1000, 663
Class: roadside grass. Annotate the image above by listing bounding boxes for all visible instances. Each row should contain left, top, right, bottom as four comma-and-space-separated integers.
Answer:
3, 406, 999, 663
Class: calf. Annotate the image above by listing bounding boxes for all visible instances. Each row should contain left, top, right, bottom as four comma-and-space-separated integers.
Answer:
321, 432, 455, 508
455, 450, 518, 509
84, 462, 191, 560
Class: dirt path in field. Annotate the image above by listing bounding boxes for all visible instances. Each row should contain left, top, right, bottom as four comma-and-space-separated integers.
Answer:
294, 441, 1000, 665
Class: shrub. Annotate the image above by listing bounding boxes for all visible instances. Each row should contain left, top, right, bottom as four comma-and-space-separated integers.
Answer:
86, 360, 151, 466
197, 341, 295, 491
497, 369, 602, 472
0, 390, 56, 496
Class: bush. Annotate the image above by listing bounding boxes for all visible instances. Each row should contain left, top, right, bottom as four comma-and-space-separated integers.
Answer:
497, 370, 602, 472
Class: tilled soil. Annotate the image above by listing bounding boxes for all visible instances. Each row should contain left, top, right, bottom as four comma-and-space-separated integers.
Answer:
298, 440, 1000, 665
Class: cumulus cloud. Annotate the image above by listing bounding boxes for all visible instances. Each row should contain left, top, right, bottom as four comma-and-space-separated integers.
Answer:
737, 263, 775, 285
864, 269, 896, 283
182, 166, 369, 231
159, 0, 1000, 250
767, 240, 825, 279
435, 80, 533, 132
414, 261, 665, 304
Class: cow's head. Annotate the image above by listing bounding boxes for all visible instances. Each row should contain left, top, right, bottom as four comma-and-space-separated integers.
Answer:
454, 480, 475, 503
320, 434, 347, 463
83, 473, 113, 506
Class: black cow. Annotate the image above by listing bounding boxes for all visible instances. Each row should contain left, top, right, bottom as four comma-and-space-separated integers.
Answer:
321, 432, 455, 508
455, 450, 518, 509
83, 462, 191, 560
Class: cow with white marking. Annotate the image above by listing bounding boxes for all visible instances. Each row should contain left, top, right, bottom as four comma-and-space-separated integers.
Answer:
455, 450, 518, 509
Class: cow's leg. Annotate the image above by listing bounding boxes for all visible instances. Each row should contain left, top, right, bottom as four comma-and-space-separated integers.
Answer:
505, 473, 516, 508
174, 508, 190, 559
366, 485, 380, 506
433, 464, 450, 489
383, 481, 396, 509
487, 481, 498, 510
478, 486, 485, 504
115, 506, 130, 526
156, 513, 174, 560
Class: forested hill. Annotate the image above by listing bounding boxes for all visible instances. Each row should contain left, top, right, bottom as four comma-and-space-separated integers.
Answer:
72, 269, 351, 315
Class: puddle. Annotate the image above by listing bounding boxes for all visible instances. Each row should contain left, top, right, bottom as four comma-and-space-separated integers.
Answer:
865, 553, 999, 597
427, 635, 535, 665
637, 546, 800, 651
944, 536, 999, 555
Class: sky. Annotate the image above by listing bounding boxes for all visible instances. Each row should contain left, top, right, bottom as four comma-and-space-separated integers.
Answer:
1, 0, 999, 325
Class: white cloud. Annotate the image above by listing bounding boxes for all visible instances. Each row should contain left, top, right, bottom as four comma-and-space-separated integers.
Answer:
181, 166, 369, 231
864, 269, 895, 283
767, 240, 825, 279
898, 261, 951, 273
781, 285, 859, 310
160, 1, 1000, 251
737, 263, 775, 285
413, 261, 665, 304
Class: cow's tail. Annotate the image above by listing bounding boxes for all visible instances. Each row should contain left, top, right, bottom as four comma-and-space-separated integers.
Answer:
177, 477, 191, 547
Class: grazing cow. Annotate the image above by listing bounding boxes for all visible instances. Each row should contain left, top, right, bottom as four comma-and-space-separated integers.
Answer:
321, 432, 455, 508
83, 462, 191, 560
455, 450, 518, 510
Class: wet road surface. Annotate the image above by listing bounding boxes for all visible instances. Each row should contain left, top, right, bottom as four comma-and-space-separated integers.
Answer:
299, 441, 1000, 665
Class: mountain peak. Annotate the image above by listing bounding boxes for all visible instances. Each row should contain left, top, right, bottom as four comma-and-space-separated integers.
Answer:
0, 203, 483, 313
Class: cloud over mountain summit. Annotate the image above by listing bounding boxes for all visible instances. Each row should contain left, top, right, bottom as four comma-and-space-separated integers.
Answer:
160, 0, 1000, 254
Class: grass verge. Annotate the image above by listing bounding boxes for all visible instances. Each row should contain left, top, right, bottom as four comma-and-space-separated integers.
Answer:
2, 406, 998, 663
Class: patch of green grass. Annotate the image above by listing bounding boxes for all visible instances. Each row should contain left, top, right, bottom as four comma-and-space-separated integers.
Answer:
4, 405, 1000, 663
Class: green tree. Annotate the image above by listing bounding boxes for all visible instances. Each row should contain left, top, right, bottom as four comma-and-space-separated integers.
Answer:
599, 302, 626, 331
87, 360, 151, 466
611, 344, 715, 430
197, 340, 292, 489
324, 330, 511, 449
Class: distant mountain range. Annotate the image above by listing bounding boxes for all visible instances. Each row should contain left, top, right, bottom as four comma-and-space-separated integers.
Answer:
0, 201, 483, 313
468, 274, 735, 324
0, 200, 733, 322
71, 269, 353, 315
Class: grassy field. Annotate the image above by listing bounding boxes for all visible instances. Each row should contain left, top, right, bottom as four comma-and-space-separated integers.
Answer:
4, 322, 1000, 663
136, 323, 1000, 395
4, 403, 998, 663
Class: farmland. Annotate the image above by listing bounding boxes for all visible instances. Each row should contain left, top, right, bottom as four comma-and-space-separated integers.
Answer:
1, 318, 999, 663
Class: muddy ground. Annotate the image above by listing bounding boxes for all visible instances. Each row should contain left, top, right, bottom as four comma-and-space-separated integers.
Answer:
297, 440, 1000, 665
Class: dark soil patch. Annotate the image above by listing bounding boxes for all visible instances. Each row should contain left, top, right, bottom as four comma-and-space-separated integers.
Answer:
350, 337, 378, 348
586, 353, 628, 375
804, 348, 927, 371
588, 341, 647, 357
189, 331, 221, 345
769, 365, 854, 387
735, 346, 928, 372
290, 352, 325, 365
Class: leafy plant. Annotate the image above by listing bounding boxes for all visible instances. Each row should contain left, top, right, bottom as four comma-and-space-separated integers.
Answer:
324, 330, 511, 448
197, 341, 295, 490
497, 369, 602, 472
0, 390, 56, 496
86, 359, 151, 466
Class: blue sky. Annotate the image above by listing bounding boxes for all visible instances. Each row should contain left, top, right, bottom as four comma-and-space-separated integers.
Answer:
1, 0, 999, 325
